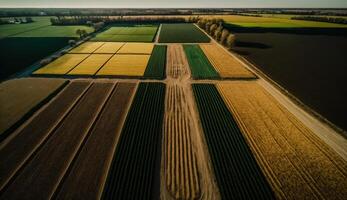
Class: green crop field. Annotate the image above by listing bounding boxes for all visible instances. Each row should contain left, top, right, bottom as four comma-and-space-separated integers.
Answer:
192, 84, 275, 199
12, 25, 94, 37
102, 82, 165, 199
92, 25, 158, 42
183, 45, 219, 79
158, 23, 211, 43
144, 45, 167, 79
0, 17, 51, 38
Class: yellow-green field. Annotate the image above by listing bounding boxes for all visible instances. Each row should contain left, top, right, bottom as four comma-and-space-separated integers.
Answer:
97, 54, 150, 76
94, 42, 125, 54
33, 54, 90, 75
68, 54, 113, 75
117, 43, 154, 54
69, 42, 105, 53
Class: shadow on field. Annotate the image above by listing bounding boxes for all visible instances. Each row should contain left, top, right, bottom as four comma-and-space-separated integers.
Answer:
235, 40, 272, 49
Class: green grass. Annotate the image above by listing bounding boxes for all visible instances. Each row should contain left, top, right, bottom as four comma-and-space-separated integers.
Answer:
92, 25, 158, 42
158, 23, 211, 43
183, 45, 219, 79
0, 17, 51, 38
12, 25, 94, 37
192, 84, 275, 199
102, 82, 165, 199
144, 45, 167, 79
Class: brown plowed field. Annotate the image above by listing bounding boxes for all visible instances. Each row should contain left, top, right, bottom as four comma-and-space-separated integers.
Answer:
0, 82, 114, 199
164, 83, 201, 199
0, 81, 91, 191
55, 82, 136, 200
217, 82, 347, 200
166, 44, 190, 79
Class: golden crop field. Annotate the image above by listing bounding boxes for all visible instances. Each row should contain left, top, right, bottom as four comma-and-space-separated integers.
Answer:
200, 44, 255, 78
96, 54, 150, 76
69, 42, 104, 53
94, 42, 125, 54
166, 44, 190, 79
217, 82, 347, 199
117, 43, 154, 54
33, 54, 90, 75
164, 84, 201, 199
68, 54, 113, 75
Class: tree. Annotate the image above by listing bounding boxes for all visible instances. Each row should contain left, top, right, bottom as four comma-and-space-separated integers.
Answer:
220, 29, 230, 44
68, 39, 76, 46
80, 29, 88, 38
209, 24, 218, 35
214, 29, 222, 41
76, 29, 82, 38
205, 22, 212, 33
226, 34, 236, 49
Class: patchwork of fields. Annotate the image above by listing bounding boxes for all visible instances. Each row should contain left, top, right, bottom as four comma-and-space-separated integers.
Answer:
1, 21, 346, 200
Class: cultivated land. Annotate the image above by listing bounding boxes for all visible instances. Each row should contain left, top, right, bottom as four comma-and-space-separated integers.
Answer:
0, 78, 67, 141
192, 84, 275, 199
92, 25, 158, 42
144, 45, 167, 79
117, 42, 154, 54
200, 43, 255, 79
166, 44, 190, 79
159, 23, 211, 43
102, 82, 165, 199
69, 42, 105, 54
217, 82, 347, 199
68, 54, 113, 75
183, 45, 219, 79
232, 32, 347, 131
94, 42, 125, 53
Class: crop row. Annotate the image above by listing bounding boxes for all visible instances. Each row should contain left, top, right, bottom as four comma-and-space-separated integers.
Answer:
192, 84, 274, 199
159, 23, 210, 43
102, 82, 166, 199
217, 82, 347, 199
144, 45, 167, 79
166, 44, 190, 79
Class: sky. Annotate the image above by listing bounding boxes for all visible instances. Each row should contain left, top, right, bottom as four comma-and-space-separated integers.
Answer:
0, 0, 346, 8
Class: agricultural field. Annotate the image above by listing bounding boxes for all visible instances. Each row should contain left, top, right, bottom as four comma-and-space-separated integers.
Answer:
102, 82, 165, 199
69, 42, 105, 54
217, 82, 347, 199
200, 43, 255, 79
33, 54, 90, 75
94, 42, 125, 53
159, 23, 211, 43
117, 42, 154, 54
0, 17, 51, 38
166, 44, 190, 79
0, 78, 67, 142
97, 54, 150, 77
92, 24, 158, 42
183, 45, 219, 79
68, 54, 113, 75
143, 45, 167, 79
192, 84, 275, 199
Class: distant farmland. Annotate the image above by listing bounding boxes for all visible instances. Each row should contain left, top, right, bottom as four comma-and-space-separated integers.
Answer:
159, 23, 210, 43
232, 31, 347, 131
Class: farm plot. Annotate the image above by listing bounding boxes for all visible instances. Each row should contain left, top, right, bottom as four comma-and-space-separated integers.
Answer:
102, 82, 165, 199
0, 82, 114, 199
0, 78, 67, 142
200, 44, 256, 79
33, 54, 90, 75
159, 24, 210, 43
192, 84, 275, 199
0, 81, 90, 190
164, 84, 201, 199
55, 83, 136, 200
117, 43, 154, 54
217, 82, 347, 199
97, 54, 150, 77
143, 45, 167, 79
92, 25, 158, 42
94, 42, 125, 54
68, 54, 113, 75
183, 45, 219, 79
166, 44, 190, 79
69, 42, 104, 54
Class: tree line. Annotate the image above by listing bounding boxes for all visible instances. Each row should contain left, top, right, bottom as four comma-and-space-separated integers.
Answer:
0, 17, 34, 25
197, 18, 236, 49
292, 16, 347, 25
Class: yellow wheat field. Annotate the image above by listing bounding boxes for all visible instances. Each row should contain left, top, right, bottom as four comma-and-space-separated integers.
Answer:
33, 54, 90, 75
217, 82, 347, 200
166, 45, 190, 79
96, 54, 150, 76
200, 44, 255, 78
117, 43, 154, 54
94, 42, 125, 54
68, 54, 113, 75
69, 42, 104, 53
164, 84, 201, 199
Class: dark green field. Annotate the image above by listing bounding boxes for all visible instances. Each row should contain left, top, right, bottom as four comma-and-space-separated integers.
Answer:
158, 23, 210, 43
183, 45, 219, 79
144, 45, 167, 79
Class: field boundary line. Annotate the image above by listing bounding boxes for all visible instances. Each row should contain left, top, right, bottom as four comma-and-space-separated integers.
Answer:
0, 82, 93, 193
155, 24, 162, 43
